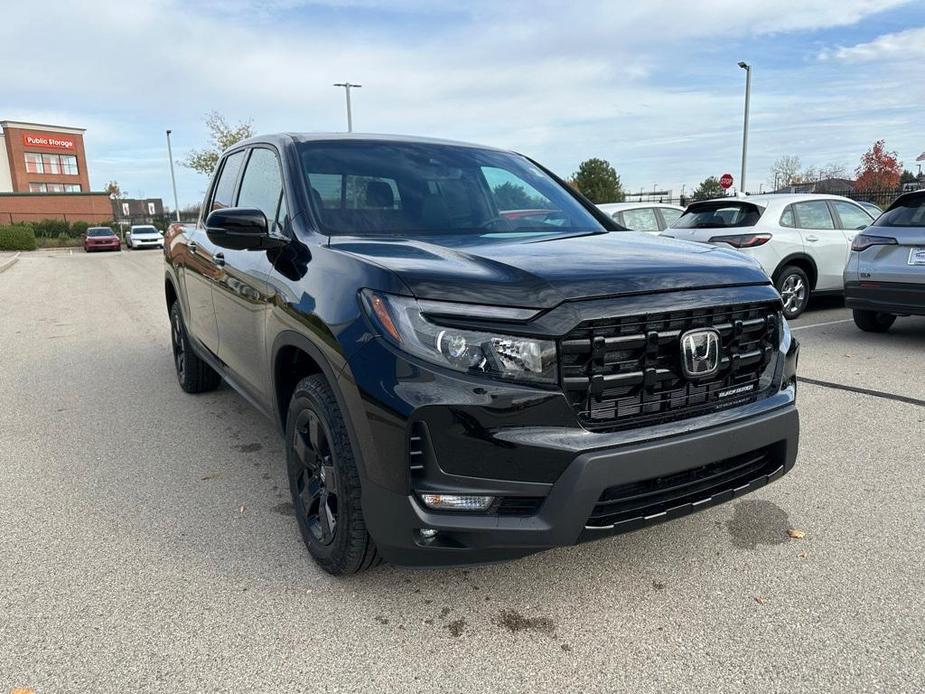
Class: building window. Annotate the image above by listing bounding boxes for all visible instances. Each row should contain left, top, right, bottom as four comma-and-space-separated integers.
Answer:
46, 183, 65, 193
64, 184, 81, 192
29, 183, 47, 192
25, 153, 44, 173
23, 152, 79, 176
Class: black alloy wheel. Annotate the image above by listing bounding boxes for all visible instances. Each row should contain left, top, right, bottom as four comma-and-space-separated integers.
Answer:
291, 409, 339, 546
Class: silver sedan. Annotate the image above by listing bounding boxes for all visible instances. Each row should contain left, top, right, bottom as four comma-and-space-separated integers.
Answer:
845, 190, 925, 331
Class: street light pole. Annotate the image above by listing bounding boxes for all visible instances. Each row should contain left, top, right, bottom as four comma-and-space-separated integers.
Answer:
737, 61, 752, 196
165, 129, 180, 222
333, 82, 362, 132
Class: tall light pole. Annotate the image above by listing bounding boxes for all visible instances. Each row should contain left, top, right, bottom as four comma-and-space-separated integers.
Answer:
333, 82, 362, 132
737, 61, 752, 196
165, 129, 180, 222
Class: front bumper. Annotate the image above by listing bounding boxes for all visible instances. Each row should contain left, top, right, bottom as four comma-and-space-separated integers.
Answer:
363, 395, 798, 567
845, 281, 925, 316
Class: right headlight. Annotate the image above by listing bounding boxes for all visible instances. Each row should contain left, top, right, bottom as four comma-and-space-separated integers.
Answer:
360, 290, 557, 384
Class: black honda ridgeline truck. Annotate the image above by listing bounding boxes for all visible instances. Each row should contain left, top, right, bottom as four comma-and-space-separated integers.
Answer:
164, 134, 800, 574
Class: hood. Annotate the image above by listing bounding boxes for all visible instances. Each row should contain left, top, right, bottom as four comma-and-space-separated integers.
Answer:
329, 231, 770, 308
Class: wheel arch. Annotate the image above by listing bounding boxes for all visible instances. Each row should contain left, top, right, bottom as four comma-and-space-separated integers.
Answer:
270, 331, 375, 482
773, 253, 818, 290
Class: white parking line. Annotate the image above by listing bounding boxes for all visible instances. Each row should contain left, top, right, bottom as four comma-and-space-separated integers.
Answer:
791, 318, 853, 331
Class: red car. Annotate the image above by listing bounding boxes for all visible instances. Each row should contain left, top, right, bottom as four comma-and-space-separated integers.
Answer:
83, 226, 121, 252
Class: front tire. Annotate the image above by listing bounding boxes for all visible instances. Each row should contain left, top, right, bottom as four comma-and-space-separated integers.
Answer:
853, 309, 896, 333
776, 266, 811, 319
169, 302, 221, 393
286, 374, 380, 575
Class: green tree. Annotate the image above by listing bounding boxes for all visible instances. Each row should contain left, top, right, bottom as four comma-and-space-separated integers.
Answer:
492, 182, 549, 210
900, 169, 918, 185
570, 158, 624, 203
692, 176, 726, 201
182, 111, 255, 176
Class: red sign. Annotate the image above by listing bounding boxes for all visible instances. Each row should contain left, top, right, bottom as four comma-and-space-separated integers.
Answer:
22, 133, 77, 151
719, 173, 734, 189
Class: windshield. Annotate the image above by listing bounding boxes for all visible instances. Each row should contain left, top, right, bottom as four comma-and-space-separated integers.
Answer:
674, 201, 763, 229
87, 228, 112, 237
876, 195, 925, 227
133, 226, 158, 234
298, 141, 606, 237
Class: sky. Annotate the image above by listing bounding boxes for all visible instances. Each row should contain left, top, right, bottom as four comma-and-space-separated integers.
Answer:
1, 0, 923, 207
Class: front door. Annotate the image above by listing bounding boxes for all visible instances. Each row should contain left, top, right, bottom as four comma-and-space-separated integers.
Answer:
212, 146, 290, 404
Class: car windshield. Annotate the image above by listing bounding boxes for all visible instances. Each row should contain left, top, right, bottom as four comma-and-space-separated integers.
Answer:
674, 201, 763, 229
87, 228, 112, 237
875, 195, 925, 227
133, 226, 158, 234
298, 140, 606, 237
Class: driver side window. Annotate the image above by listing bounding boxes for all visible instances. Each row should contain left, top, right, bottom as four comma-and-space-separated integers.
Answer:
481, 167, 555, 213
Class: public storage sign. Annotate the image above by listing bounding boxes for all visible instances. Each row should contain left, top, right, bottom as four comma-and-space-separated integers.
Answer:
22, 133, 76, 150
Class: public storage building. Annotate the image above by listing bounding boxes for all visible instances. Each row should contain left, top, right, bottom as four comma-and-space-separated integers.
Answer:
0, 120, 112, 224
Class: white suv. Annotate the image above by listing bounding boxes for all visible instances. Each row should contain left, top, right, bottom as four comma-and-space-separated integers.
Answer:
662, 194, 874, 318
126, 224, 164, 250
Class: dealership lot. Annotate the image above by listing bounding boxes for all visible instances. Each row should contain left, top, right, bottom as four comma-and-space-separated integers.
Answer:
1, 250, 923, 693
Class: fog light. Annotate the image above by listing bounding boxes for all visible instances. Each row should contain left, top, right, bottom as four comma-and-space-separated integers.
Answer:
420, 494, 494, 512
418, 528, 438, 540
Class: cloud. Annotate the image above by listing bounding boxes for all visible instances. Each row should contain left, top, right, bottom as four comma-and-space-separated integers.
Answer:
820, 25, 925, 62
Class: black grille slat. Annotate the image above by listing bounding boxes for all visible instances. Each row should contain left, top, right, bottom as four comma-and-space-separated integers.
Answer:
559, 301, 780, 431
587, 447, 781, 528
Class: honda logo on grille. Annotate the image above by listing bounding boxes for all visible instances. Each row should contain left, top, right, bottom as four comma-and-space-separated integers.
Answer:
680, 328, 721, 378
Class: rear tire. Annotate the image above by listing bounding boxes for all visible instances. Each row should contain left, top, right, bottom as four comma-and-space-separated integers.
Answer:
286, 374, 380, 575
852, 309, 896, 333
169, 302, 221, 393
775, 266, 811, 319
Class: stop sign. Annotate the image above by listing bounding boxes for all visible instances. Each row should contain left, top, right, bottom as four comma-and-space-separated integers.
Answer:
720, 173, 734, 189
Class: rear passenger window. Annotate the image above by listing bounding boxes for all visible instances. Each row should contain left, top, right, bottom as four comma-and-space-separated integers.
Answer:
780, 206, 795, 227
210, 151, 246, 212
237, 148, 287, 233
659, 208, 682, 227
794, 201, 834, 229
831, 201, 872, 230
621, 208, 660, 231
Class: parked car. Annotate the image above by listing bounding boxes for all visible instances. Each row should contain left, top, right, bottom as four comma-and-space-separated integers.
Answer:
164, 133, 799, 575
126, 224, 164, 250
845, 189, 925, 332
596, 202, 685, 233
83, 226, 120, 252
662, 194, 874, 318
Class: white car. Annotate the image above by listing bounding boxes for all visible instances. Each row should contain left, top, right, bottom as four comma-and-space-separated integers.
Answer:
596, 202, 685, 233
126, 224, 164, 250
662, 194, 874, 318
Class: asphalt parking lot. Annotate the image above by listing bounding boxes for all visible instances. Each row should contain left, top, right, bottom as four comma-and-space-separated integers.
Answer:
1, 249, 923, 693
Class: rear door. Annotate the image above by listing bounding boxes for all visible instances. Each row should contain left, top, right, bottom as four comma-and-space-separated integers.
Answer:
212, 146, 289, 403
830, 199, 874, 253
184, 149, 246, 355
656, 206, 683, 230
619, 207, 661, 233
792, 200, 844, 291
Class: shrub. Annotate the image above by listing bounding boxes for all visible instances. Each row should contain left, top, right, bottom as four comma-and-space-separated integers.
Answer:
0, 224, 37, 251
32, 218, 69, 239
71, 220, 89, 237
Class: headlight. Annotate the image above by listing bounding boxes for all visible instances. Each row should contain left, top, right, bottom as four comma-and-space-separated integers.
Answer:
360, 290, 557, 384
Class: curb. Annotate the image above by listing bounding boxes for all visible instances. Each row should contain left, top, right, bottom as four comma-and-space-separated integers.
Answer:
0, 252, 21, 274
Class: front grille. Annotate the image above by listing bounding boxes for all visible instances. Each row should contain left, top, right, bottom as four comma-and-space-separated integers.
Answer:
586, 445, 783, 529
559, 301, 780, 431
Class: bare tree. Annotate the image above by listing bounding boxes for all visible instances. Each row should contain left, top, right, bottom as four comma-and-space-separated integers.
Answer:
182, 111, 255, 176
768, 155, 801, 189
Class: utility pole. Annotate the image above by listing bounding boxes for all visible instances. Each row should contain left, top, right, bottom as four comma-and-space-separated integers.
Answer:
165, 130, 180, 222
333, 82, 362, 132
737, 61, 752, 196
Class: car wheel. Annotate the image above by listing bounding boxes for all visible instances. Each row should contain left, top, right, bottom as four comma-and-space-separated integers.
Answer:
775, 266, 810, 319
286, 374, 380, 575
852, 309, 896, 333
169, 302, 221, 393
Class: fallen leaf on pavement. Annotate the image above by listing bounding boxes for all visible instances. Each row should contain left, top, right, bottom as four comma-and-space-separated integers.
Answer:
754, 596, 765, 605
799, 551, 808, 559
787, 528, 806, 539
239, 505, 246, 514
201, 473, 220, 480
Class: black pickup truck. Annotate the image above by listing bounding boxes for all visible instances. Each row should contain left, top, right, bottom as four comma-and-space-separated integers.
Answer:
164, 134, 800, 574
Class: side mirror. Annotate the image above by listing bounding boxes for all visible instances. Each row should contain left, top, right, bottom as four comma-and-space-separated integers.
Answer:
205, 208, 286, 251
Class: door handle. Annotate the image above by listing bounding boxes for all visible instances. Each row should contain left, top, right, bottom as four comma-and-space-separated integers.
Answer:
805, 235, 819, 242
212, 253, 226, 267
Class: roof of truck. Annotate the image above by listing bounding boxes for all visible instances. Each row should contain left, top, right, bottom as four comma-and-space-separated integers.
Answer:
236, 132, 506, 152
